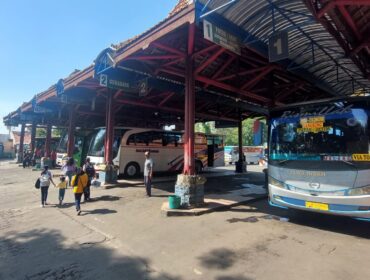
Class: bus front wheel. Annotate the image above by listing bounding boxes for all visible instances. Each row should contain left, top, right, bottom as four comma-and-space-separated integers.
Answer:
124, 162, 140, 178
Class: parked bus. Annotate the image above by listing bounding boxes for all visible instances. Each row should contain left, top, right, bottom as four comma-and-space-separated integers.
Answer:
56, 130, 92, 167
268, 96, 370, 219
224, 146, 264, 165
87, 127, 224, 177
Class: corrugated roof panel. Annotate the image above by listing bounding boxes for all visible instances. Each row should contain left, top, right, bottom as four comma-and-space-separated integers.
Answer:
198, 0, 370, 96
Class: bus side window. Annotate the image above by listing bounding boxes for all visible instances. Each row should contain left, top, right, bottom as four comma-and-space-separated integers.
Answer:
149, 132, 163, 147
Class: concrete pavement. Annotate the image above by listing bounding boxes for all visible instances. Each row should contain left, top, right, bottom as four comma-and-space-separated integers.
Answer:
1, 163, 370, 280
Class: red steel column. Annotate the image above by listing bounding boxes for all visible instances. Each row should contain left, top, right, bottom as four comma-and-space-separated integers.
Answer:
67, 107, 75, 158
45, 123, 52, 157
30, 122, 37, 152
18, 123, 26, 163
183, 54, 195, 175
104, 90, 114, 164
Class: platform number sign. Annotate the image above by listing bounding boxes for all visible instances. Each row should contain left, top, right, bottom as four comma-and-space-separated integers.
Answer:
138, 78, 148, 97
99, 74, 108, 87
268, 31, 289, 62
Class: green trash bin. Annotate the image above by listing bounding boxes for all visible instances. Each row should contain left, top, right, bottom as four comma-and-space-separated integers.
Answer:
168, 195, 181, 209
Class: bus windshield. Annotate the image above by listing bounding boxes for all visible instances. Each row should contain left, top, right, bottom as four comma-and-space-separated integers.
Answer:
88, 128, 129, 158
270, 108, 369, 161
56, 133, 68, 153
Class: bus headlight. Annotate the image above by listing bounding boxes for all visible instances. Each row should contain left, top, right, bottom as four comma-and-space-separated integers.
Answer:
347, 186, 370, 196
268, 176, 284, 189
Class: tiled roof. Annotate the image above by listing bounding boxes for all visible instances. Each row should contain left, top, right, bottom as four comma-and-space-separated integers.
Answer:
169, 0, 193, 17
112, 0, 193, 51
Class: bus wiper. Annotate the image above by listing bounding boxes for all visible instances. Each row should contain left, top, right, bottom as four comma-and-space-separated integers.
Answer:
340, 160, 355, 167
278, 159, 290, 165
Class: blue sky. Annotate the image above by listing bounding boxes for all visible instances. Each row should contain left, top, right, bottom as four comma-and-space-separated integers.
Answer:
0, 0, 178, 133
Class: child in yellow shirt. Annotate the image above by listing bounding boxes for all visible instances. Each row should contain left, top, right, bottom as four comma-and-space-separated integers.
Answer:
56, 176, 68, 206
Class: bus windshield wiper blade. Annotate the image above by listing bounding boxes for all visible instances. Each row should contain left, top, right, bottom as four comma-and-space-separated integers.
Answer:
340, 160, 355, 167
278, 159, 290, 165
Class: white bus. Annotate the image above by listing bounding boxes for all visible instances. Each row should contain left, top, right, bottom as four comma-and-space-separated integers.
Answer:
225, 146, 265, 165
268, 96, 370, 219
87, 127, 224, 177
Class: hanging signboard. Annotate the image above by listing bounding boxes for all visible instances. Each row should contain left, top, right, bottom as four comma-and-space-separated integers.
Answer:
138, 78, 149, 97
99, 73, 132, 91
94, 47, 116, 77
268, 31, 289, 62
203, 19, 241, 55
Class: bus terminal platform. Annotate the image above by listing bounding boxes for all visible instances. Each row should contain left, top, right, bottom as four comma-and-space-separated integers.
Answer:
113, 165, 267, 216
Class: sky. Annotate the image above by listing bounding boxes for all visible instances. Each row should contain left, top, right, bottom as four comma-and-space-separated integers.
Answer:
0, 0, 179, 134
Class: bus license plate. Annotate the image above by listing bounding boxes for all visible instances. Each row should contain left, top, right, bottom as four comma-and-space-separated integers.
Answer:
305, 201, 329, 211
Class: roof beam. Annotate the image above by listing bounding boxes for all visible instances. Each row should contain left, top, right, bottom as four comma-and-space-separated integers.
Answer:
217, 66, 267, 82
126, 54, 182, 61
195, 47, 225, 74
151, 42, 185, 57
337, 5, 362, 41
193, 44, 219, 57
350, 41, 370, 56
241, 66, 276, 90
159, 92, 176, 106
196, 75, 271, 103
275, 82, 305, 102
115, 98, 237, 122
317, 0, 370, 18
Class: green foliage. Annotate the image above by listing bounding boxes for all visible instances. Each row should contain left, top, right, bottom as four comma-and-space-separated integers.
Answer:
36, 128, 46, 138
196, 119, 267, 146
52, 128, 64, 138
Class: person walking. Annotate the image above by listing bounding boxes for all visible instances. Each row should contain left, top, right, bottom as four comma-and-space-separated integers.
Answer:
50, 150, 57, 168
71, 168, 88, 215
61, 157, 76, 187
143, 151, 153, 197
55, 176, 68, 206
39, 165, 55, 207
82, 157, 95, 202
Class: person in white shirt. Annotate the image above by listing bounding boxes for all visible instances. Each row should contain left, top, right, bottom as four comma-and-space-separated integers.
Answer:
39, 165, 55, 207
143, 151, 153, 197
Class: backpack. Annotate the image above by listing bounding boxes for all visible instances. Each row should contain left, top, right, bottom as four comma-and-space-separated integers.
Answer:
85, 165, 95, 177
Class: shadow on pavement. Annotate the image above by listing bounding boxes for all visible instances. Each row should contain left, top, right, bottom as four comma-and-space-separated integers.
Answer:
81, 208, 117, 215
226, 200, 370, 239
0, 228, 182, 280
92, 195, 121, 202
198, 248, 254, 280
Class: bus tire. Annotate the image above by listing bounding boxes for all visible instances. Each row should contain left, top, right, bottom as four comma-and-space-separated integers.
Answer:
195, 161, 203, 174
124, 162, 140, 178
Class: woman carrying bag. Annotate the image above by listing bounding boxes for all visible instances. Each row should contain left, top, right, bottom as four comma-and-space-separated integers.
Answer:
71, 168, 88, 216
39, 165, 55, 207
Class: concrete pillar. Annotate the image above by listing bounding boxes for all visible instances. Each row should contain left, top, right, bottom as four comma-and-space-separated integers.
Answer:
18, 123, 26, 163
45, 123, 52, 157
104, 90, 114, 164
67, 108, 75, 158
183, 54, 195, 175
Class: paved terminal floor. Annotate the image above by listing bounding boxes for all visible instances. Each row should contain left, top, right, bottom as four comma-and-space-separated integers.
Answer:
1, 161, 370, 280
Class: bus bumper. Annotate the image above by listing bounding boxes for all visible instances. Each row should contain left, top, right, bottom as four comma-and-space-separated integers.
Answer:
269, 184, 370, 219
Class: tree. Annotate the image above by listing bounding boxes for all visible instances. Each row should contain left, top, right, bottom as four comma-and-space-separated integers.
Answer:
211, 118, 267, 146
36, 128, 46, 138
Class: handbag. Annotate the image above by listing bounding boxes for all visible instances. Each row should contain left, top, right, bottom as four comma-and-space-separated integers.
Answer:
35, 178, 40, 189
